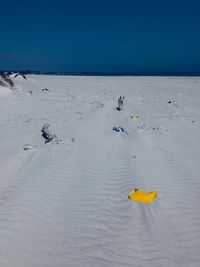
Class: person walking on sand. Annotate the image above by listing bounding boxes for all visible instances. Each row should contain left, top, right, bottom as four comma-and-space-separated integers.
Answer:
121, 96, 125, 109
118, 96, 122, 110
118, 96, 125, 110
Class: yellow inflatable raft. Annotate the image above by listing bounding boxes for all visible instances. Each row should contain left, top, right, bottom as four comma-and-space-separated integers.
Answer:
128, 188, 157, 204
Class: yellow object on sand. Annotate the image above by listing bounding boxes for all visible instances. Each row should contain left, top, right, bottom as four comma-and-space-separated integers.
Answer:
128, 188, 157, 204
131, 116, 140, 118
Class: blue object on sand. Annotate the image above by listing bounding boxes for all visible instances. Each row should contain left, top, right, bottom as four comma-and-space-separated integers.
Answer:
113, 126, 126, 133
113, 126, 120, 132
119, 126, 125, 132
42, 131, 50, 140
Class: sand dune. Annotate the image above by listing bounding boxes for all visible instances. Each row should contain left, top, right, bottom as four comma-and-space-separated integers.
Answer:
0, 75, 200, 266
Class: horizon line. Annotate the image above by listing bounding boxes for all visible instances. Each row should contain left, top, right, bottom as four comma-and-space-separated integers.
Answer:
1, 70, 200, 77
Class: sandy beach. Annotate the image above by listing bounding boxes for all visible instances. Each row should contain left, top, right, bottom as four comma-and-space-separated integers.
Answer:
0, 75, 200, 267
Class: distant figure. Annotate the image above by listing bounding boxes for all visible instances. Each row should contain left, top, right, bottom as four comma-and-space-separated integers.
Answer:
117, 96, 125, 110
42, 88, 49, 92
122, 96, 125, 109
118, 96, 121, 108
41, 123, 58, 144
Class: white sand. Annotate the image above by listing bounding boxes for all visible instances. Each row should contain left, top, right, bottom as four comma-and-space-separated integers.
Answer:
0, 75, 200, 267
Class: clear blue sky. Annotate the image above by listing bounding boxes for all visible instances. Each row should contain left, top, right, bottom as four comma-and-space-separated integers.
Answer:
1, 0, 200, 72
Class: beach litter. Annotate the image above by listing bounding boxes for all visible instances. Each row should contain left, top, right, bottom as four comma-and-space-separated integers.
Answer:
113, 126, 126, 133
41, 123, 58, 144
128, 188, 157, 204
23, 144, 38, 151
131, 116, 140, 118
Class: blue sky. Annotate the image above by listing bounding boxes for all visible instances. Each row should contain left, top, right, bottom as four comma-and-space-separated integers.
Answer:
1, 0, 200, 72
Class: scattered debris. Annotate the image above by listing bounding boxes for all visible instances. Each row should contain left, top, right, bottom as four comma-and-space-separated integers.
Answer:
131, 115, 140, 118
113, 126, 126, 133
128, 188, 157, 204
137, 123, 146, 130
41, 123, 58, 144
23, 144, 38, 151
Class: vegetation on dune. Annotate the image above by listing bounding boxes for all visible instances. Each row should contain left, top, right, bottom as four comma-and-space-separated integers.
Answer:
14, 72, 27, 80
0, 72, 15, 89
